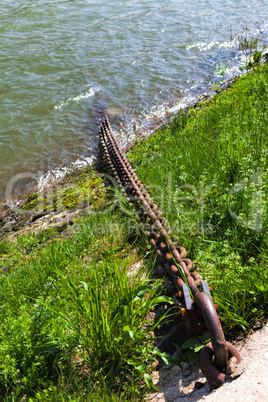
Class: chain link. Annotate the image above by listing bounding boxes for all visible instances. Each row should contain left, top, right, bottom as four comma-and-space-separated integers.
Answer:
97, 101, 241, 386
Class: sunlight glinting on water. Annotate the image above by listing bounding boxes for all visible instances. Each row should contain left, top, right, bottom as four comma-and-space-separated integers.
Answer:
0, 0, 268, 203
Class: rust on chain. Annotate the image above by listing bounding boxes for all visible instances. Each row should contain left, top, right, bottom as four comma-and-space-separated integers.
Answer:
194, 292, 228, 370
199, 341, 242, 387
96, 100, 241, 387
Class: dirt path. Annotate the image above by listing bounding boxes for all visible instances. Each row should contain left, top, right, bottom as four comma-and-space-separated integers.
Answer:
147, 324, 268, 402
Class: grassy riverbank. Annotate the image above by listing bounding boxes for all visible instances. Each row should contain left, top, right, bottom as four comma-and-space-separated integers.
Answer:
0, 62, 268, 400
129, 62, 268, 332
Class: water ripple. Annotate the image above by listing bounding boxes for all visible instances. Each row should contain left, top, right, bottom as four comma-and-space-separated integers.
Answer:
0, 0, 268, 203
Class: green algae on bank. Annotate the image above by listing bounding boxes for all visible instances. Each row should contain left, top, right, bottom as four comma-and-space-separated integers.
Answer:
19, 170, 105, 213
0, 168, 108, 238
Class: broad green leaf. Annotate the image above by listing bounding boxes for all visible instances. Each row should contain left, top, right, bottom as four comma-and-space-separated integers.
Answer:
182, 337, 202, 350
136, 365, 159, 391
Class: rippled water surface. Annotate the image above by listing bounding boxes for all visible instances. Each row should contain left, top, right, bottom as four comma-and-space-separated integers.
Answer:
1, 0, 268, 203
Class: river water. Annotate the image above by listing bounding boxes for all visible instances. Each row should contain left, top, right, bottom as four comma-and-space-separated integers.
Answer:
1, 0, 268, 205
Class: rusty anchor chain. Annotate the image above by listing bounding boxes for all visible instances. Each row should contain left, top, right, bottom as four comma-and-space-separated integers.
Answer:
96, 101, 241, 387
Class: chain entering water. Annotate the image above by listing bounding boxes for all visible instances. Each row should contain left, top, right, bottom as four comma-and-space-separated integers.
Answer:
96, 101, 241, 387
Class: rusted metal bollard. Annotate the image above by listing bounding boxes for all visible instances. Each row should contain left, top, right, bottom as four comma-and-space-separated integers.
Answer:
96, 101, 241, 387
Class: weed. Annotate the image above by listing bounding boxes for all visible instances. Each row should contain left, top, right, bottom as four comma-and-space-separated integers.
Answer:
129, 63, 268, 334
1, 60, 268, 400
177, 332, 210, 365
0, 204, 175, 399
238, 35, 258, 51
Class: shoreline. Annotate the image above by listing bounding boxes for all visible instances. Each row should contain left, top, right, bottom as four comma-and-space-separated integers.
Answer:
0, 62, 267, 400
0, 75, 237, 227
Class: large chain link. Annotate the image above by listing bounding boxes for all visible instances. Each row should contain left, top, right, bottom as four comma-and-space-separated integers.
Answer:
96, 101, 241, 387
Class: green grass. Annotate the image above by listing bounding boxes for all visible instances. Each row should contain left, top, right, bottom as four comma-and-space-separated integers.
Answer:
129, 63, 268, 332
1, 62, 268, 400
0, 203, 174, 401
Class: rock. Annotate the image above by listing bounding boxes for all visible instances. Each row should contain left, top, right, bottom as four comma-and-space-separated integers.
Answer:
226, 356, 245, 379
182, 368, 192, 377
252, 320, 263, 330
148, 325, 268, 402
181, 362, 192, 376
